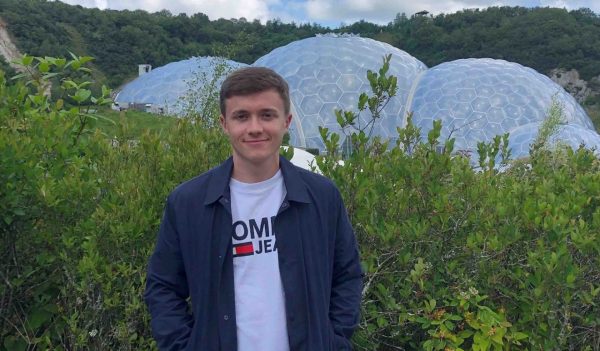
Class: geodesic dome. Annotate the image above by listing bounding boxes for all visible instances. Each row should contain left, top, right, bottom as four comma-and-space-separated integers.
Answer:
114, 57, 247, 115
254, 34, 427, 151
407, 58, 596, 154
507, 123, 600, 159
112, 36, 598, 162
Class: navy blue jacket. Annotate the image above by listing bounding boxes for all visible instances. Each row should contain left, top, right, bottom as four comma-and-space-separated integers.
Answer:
145, 156, 363, 351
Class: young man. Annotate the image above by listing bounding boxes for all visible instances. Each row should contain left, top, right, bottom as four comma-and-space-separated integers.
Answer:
145, 67, 363, 350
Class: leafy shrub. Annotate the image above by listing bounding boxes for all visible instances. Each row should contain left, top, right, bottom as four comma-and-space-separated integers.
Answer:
1, 56, 229, 350
1, 55, 599, 351
317, 57, 600, 350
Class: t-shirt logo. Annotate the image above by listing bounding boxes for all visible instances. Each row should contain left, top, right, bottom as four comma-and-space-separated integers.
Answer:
232, 242, 254, 257
232, 216, 278, 258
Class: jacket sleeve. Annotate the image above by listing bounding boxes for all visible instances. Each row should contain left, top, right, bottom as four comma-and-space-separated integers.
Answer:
144, 196, 193, 351
329, 189, 364, 349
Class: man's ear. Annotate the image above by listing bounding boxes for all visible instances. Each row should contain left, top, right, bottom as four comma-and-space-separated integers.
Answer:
285, 114, 292, 129
220, 115, 227, 133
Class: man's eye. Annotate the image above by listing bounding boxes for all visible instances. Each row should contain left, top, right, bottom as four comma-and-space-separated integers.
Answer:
262, 112, 275, 119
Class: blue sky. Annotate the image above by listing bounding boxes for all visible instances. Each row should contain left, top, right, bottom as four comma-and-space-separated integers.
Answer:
57, 0, 600, 28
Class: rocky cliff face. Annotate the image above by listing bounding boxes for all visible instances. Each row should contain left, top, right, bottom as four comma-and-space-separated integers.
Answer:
0, 17, 52, 94
549, 68, 600, 104
0, 17, 25, 72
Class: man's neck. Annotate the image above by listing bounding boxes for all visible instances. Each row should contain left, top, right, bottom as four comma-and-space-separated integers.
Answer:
231, 156, 280, 183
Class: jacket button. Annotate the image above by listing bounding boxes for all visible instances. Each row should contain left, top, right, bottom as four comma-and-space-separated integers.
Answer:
223, 315, 229, 321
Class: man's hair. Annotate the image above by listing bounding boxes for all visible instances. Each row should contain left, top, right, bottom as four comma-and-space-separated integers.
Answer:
220, 66, 290, 115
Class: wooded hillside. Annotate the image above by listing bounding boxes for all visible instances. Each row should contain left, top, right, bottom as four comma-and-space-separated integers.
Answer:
1, 0, 599, 93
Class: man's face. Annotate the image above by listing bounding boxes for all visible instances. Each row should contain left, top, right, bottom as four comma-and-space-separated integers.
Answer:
220, 89, 291, 172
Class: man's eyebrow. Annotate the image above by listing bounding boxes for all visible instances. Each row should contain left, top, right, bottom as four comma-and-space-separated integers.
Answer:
260, 108, 278, 113
231, 110, 249, 116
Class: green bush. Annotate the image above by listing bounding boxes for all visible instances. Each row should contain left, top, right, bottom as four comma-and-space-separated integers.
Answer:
1, 56, 229, 350
317, 58, 600, 350
1, 56, 599, 351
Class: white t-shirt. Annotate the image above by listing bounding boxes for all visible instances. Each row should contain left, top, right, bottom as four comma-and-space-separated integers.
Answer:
229, 170, 290, 351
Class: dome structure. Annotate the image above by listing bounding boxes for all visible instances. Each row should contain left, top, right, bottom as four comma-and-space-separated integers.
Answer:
254, 34, 427, 151
111, 37, 599, 162
407, 58, 596, 154
114, 57, 247, 115
507, 123, 600, 159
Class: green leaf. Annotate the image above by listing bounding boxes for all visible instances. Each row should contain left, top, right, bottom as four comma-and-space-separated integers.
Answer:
22, 55, 34, 66
4, 336, 27, 351
280, 145, 294, 160
79, 56, 94, 64
72, 89, 92, 103
335, 110, 345, 127
39, 61, 50, 73
55, 58, 67, 67
458, 330, 474, 339
28, 309, 52, 329
62, 80, 79, 89
86, 113, 116, 125
423, 340, 434, 351
511, 332, 528, 341
102, 85, 111, 97
3, 215, 13, 225
11, 72, 28, 80
42, 72, 59, 80
358, 93, 368, 110
566, 272, 576, 285
473, 332, 490, 350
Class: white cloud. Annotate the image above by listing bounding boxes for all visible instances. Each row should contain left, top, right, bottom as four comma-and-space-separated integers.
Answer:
60, 0, 274, 21
305, 0, 600, 25
57, 0, 600, 26
304, 0, 543, 24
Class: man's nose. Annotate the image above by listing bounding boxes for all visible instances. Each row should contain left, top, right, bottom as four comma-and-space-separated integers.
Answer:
247, 116, 263, 133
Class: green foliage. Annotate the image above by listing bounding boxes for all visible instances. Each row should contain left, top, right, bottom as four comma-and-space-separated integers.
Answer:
2, 54, 600, 351
0, 56, 17, 82
1, 56, 229, 350
176, 56, 235, 127
532, 96, 567, 153
476, 133, 510, 172
318, 56, 600, 350
92, 108, 178, 138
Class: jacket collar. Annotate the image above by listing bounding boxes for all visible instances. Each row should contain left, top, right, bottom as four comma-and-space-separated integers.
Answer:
204, 155, 311, 205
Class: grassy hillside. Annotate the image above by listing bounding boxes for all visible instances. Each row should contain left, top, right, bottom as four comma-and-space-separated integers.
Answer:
92, 108, 178, 138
